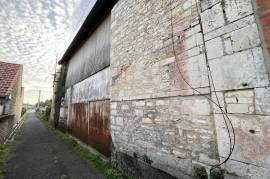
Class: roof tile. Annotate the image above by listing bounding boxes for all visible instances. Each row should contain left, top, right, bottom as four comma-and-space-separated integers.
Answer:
0, 61, 23, 97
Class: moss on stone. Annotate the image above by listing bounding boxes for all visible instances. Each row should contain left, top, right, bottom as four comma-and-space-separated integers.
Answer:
193, 165, 208, 179
210, 168, 225, 179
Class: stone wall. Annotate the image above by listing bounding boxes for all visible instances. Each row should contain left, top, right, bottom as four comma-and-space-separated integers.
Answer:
111, 0, 270, 178
0, 115, 15, 144
9, 67, 23, 124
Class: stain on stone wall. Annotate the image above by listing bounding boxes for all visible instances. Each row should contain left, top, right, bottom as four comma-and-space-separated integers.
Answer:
111, 0, 270, 178
203, 0, 270, 178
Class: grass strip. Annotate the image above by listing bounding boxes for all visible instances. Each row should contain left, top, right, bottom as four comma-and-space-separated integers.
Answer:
0, 144, 10, 179
0, 113, 27, 179
36, 112, 125, 179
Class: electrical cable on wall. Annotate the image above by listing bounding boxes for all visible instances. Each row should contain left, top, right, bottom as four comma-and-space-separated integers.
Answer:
168, 0, 236, 174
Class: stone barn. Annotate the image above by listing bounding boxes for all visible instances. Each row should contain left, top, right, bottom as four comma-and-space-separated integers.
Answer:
58, 1, 115, 157
58, 0, 270, 178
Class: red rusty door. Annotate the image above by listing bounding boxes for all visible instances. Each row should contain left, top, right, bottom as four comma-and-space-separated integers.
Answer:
71, 100, 111, 157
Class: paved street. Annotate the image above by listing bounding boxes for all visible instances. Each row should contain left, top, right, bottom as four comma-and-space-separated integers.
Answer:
5, 112, 105, 179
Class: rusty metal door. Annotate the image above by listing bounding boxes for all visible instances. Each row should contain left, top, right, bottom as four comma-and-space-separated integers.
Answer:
71, 100, 111, 157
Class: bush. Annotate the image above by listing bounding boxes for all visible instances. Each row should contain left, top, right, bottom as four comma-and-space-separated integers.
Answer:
45, 106, 51, 120
21, 107, 26, 117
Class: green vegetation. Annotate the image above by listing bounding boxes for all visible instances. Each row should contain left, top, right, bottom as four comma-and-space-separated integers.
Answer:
0, 144, 10, 179
21, 107, 27, 117
36, 112, 125, 179
0, 112, 27, 178
35, 99, 52, 121
210, 168, 225, 179
193, 165, 208, 179
53, 66, 67, 127
21, 113, 27, 121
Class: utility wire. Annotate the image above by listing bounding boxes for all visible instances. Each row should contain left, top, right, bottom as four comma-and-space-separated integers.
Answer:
169, 0, 235, 173
192, 0, 236, 172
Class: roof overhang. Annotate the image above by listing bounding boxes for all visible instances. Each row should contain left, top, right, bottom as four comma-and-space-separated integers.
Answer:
58, 0, 118, 65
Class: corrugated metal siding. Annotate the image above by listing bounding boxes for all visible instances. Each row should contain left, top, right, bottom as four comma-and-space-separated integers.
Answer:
65, 14, 111, 88
71, 100, 111, 157
65, 67, 110, 128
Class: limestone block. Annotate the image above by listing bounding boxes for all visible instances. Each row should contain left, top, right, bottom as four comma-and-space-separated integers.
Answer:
224, 36, 233, 55
142, 118, 153, 124
201, 3, 225, 33
226, 103, 254, 114
135, 109, 143, 117
111, 102, 117, 109
204, 15, 255, 41
160, 57, 175, 66
230, 24, 261, 52
200, 0, 222, 11
184, 25, 201, 38
255, 87, 270, 115
205, 37, 224, 59
132, 101, 145, 107
224, 0, 253, 23
111, 109, 117, 115
116, 117, 124, 126
181, 98, 211, 115
214, 114, 270, 168
209, 47, 269, 91
185, 33, 204, 50
211, 92, 226, 114
121, 104, 129, 110
178, 46, 202, 60
224, 159, 270, 179
178, 54, 209, 89
183, 0, 196, 11
225, 90, 255, 114
199, 153, 219, 165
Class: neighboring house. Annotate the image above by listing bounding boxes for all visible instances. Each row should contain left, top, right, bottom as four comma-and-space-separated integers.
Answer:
0, 61, 24, 123
56, 0, 270, 178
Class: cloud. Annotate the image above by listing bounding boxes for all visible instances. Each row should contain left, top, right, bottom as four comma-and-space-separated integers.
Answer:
0, 0, 93, 104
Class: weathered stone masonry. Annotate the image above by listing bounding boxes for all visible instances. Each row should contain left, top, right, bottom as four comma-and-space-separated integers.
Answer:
110, 0, 270, 178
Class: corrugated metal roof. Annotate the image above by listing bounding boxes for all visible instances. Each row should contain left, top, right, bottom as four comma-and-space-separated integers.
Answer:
58, 0, 117, 64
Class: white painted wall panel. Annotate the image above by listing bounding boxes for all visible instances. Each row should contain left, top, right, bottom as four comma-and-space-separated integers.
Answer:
69, 67, 110, 104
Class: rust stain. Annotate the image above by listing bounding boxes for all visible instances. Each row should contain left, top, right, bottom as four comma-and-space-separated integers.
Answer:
71, 100, 111, 157
235, 126, 270, 167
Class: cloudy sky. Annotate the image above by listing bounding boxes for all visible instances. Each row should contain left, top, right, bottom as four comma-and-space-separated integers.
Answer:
0, 0, 94, 104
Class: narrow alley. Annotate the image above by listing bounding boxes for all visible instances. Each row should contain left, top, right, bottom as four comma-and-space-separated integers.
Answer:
0, 0, 270, 178
4, 112, 104, 179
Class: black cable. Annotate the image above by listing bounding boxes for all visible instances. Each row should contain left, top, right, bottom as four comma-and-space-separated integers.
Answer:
192, 0, 236, 172
168, 0, 236, 173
